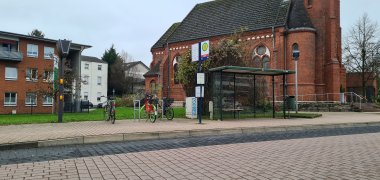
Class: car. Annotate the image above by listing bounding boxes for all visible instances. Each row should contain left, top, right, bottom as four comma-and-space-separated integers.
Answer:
97, 101, 107, 108
81, 101, 93, 109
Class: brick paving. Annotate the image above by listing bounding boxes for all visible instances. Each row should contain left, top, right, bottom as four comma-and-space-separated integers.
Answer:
1, 132, 380, 179
0, 112, 380, 145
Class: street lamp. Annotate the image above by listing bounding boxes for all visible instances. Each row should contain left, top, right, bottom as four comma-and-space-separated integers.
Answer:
57, 39, 71, 123
292, 43, 300, 114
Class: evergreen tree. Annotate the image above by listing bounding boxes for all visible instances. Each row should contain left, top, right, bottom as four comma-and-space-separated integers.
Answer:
28, 29, 45, 38
101, 45, 119, 96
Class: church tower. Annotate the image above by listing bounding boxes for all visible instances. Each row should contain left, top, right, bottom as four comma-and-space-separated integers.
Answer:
304, 0, 345, 96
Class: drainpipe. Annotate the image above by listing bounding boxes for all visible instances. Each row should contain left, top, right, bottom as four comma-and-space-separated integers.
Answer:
167, 43, 171, 99
272, 26, 275, 49
284, 29, 288, 101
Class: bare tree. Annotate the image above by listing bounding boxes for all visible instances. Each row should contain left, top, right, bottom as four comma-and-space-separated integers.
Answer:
343, 13, 380, 97
120, 50, 141, 94
120, 50, 134, 63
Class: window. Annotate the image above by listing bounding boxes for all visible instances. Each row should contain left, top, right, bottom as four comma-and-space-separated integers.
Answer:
257, 46, 266, 55
25, 93, 37, 106
26, 68, 38, 81
292, 43, 300, 60
43, 71, 53, 82
84, 92, 88, 101
84, 63, 89, 70
97, 92, 102, 102
97, 76, 102, 85
98, 65, 102, 70
83, 75, 89, 85
150, 80, 156, 94
252, 45, 271, 69
263, 56, 270, 69
173, 56, 182, 84
44, 47, 55, 59
5, 67, 18, 80
27, 44, 38, 57
43, 95, 53, 106
4, 93, 17, 106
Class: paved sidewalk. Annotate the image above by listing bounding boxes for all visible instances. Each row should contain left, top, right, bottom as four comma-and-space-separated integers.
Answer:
0, 112, 380, 148
1, 132, 380, 179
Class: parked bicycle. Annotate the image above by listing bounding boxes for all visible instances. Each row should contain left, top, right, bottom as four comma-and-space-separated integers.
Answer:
140, 94, 157, 123
157, 98, 174, 120
104, 97, 116, 124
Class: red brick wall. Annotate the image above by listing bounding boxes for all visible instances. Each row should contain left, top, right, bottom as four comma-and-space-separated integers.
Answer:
286, 30, 316, 101
0, 38, 57, 114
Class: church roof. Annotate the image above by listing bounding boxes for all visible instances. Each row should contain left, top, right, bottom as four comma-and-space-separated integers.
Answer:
144, 61, 161, 77
167, 0, 291, 44
151, 23, 180, 49
287, 0, 314, 29
152, 0, 315, 49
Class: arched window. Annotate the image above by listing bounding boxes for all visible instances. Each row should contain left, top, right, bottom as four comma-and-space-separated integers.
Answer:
292, 43, 300, 60
150, 80, 156, 94
252, 45, 271, 69
173, 56, 182, 84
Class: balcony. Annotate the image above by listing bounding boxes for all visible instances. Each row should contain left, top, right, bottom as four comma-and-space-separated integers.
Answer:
0, 48, 23, 62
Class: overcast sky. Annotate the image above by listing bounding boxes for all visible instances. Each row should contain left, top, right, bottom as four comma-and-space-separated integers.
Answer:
0, 0, 379, 66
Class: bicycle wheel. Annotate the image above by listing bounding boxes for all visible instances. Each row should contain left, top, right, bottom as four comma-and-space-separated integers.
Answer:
110, 109, 116, 124
104, 105, 109, 121
166, 108, 174, 120
149, 112, 157, 123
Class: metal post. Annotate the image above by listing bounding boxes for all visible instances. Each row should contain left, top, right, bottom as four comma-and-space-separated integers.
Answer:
197, 42, 203, 124
253, 75, 256, 118
295, 60, 298, 113
272, 76, 275, 118
220, 71, 223, 121
58, 57, 64, 123
233, 73, 236, 119
283, 74, 286, 119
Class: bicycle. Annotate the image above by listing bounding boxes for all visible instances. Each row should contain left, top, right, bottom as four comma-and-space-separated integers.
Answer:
157, 98, 174, 120
140, 95, 157, 123
104, 98, 116, 124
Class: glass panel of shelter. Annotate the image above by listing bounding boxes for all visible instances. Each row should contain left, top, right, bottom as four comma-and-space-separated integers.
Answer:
212, 73, 278, 119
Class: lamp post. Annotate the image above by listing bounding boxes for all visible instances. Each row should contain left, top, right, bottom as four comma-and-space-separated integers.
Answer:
57, 39, 71, 123
292, 44, 300, 113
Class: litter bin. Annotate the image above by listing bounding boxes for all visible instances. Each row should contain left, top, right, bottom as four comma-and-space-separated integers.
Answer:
286, 96, 296, 111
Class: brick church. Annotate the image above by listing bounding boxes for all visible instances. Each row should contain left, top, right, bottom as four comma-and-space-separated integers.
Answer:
144, 0, 346, 102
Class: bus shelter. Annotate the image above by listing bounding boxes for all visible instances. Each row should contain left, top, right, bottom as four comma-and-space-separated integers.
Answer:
209, 66, 295, 120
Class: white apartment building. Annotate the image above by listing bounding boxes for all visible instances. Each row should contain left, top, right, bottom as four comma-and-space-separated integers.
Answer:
81, 56, 108, 105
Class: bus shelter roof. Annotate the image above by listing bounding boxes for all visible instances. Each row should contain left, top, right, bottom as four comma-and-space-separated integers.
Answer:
209, 66, 295, 76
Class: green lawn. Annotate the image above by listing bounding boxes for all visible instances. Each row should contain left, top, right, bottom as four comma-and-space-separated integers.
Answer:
0, 107, 186, 126
0, 107, 319, 126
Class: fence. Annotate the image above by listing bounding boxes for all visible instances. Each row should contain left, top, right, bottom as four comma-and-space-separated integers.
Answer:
0, 99, 92, 114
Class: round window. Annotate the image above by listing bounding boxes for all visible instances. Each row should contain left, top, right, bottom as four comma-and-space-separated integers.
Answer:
257, 46, 266, 55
